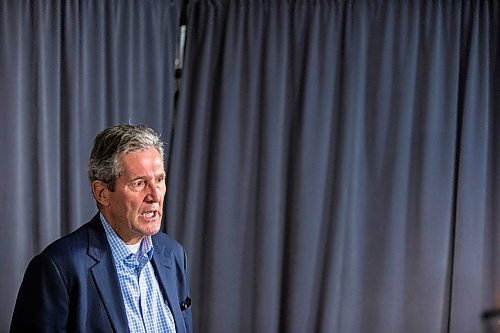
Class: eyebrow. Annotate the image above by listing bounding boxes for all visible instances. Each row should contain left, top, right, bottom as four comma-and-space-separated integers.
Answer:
128, 172, 165, 181
129, 176, 147, 181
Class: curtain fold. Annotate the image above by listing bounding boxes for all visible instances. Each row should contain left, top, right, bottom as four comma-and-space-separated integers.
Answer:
166, 1, 499, 332
449, 1, 500, 332
0, 0, 181, 328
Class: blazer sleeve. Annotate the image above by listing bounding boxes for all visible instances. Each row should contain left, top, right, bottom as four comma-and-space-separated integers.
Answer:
10, 253, 69, 332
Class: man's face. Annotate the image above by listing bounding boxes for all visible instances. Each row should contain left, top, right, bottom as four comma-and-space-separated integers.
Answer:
103, 147, 166, 244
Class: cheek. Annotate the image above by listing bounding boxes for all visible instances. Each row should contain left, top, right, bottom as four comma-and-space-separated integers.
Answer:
117, 195, 143, 214
129, 199, 144, 212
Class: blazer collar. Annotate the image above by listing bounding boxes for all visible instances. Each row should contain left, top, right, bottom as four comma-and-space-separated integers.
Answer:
151, 236, 186, 333
87, 214, 129, 333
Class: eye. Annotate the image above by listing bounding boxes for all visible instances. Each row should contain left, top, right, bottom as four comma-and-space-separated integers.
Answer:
156, 175, 165, 184
130, 179, 146, 190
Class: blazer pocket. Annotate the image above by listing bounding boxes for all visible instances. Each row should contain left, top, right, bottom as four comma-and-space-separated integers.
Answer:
180, 297, 191, 311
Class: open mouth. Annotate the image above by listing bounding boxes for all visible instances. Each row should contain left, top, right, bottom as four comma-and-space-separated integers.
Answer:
141, 210, 158, 218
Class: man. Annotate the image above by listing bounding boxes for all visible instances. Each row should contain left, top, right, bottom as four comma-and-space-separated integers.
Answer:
10, 124, 192, 332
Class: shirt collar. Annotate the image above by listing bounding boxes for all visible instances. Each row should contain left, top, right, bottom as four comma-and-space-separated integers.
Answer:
100, 213, 154, 262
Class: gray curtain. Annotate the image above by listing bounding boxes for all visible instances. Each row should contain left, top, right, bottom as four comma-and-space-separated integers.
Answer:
166, 1, 500, 332
0, 0, 181, 329
2, 0, 500, 332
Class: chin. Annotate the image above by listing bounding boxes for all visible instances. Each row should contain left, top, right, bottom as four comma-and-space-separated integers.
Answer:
144, 223, 162, 236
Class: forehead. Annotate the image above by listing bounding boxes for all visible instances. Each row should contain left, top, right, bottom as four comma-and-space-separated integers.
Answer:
118, 148, 165, 175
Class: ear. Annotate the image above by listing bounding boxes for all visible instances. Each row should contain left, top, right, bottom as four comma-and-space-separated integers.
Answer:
92, 180, 111, 207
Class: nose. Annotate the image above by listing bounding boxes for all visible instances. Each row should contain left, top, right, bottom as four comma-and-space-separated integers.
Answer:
146, 183, 162, 202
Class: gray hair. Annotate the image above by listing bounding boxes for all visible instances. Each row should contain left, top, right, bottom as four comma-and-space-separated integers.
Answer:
87, 124, 164, 191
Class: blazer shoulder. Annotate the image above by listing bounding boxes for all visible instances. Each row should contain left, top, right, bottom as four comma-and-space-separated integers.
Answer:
40, 213, 103, 260
153, 232, 185, 253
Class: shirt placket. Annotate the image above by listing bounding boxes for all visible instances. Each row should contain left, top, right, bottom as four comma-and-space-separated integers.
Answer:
136, 253, 152, 332
124, 253, 148, 333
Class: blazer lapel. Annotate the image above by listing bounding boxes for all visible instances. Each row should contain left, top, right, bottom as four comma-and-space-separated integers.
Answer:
87, 217, 129, 333
152, 238, 186, 333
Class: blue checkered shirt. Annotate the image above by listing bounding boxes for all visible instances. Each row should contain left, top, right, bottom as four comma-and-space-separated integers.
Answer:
100, 214, 176, 333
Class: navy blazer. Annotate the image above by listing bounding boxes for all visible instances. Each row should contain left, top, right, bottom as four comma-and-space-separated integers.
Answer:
10, 213, 192, 332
